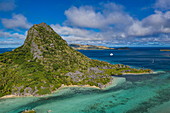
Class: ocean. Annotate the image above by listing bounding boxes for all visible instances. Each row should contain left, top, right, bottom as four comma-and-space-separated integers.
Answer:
0, 47, 170, 113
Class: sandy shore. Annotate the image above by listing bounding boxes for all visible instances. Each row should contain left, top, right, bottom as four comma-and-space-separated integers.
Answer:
0, 95, 28, 99
122, 72, 156, 75
0, 84, 102, 99
58, 84, 100, 90
104, 77, 126, 89
0, 77, 125, 99
1, 71, 159, 99
123, 72, 150, 75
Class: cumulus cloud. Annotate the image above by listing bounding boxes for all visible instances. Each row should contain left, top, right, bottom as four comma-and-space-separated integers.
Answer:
64, 2, 170, 39
128, 21, 153, 36
155, 0, 170, 10
51, 24, 103, 41
0, 0, 16, 11
64, 3, 133, 29
1, 14, 32, 29
128, 11, 170, 36
0, 30, 26, 47
62, 2, 137, 43
0, 41, 21, 45
0, 31, 26, 39
1, 2, 169, 47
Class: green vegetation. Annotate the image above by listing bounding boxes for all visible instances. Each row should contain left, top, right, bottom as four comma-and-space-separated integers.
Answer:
102, 67, 152, 75
0, 23, 152, 97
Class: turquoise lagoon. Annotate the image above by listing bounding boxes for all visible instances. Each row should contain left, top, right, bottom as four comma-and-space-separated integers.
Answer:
0, 47, 170, 113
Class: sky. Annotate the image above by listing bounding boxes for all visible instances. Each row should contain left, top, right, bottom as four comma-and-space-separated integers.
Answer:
0, 0, 170, 48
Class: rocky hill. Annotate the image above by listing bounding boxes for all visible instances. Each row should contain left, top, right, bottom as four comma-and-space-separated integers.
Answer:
0, 23, 152, 97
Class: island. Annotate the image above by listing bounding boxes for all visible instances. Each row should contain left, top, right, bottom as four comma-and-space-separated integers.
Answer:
160, 49, 170, 51
116, 47, 130, 50
69, 44, 114, 50
22, 110, 36, 113
69, 44, 130, 50
0, 23, 152, 98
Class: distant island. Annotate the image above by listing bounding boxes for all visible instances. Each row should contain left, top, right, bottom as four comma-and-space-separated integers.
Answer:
69, 44, 114, 50
116, 47, 130, 50
69, 44, 130, 50
160, 49, 170, 51
22, 110, 36, 113
0, 23, 152, 98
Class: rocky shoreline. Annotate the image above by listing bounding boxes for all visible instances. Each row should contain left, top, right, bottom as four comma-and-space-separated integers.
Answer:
0, 76, 120, 99
0, 70, 154, 99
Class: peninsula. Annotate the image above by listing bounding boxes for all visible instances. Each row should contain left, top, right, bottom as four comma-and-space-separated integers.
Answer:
69, 44, 114, 50
0, 23, 152, 97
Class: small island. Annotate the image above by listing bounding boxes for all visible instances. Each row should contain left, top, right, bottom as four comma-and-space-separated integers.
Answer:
69, 44, 130, 50
22, 110, 36, 113
0, 23, 152, 98
160, 49, 170, 51
116, 47, 130, 50
69, 44, 114, 50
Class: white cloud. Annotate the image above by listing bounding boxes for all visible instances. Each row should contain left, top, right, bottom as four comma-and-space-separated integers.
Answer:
65, 6, 105, 28
1, 1, 169, 47
128, 21, 153, 36
1, 14, 32, 29
51, 24, 103, 41
155, 0, 170, 10
0, 30, 26, 47
0, 31, 26, 39
128, 11, 170, 36
51, 24, 91, 37
0, 0, 16, 11
142, 11, 170, 27
62, 3, 137, 43
0, 41, 21, 45
64, 2, 170, 40
51, 3, 169, 46
64, 3, 133, 29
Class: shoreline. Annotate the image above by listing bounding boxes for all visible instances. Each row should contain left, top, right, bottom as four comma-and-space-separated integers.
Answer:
0, 77, 122, 99
0, 84, 103, 99
122, 71, 158, 75
123, 72, 152, 75
0, 84, 100, 99
0, 72, 157, 99
57, 84, 101, 90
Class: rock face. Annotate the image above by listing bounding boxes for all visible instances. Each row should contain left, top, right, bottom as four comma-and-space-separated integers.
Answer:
20, 22, 92, 71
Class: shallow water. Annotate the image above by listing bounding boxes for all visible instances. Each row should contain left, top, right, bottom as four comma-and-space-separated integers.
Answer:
0, 47, 170, 113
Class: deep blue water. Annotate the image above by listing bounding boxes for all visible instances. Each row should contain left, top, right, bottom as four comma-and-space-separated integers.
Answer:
0, 47, 170, 113
79, 47, 170, 71
0, 48, 14, 54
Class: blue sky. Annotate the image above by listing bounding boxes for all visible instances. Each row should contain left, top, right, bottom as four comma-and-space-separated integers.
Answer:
0, 0, 170, 48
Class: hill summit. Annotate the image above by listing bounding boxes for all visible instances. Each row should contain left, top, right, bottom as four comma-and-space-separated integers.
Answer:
20, 22, 92, 71
0, 23, 152, 97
